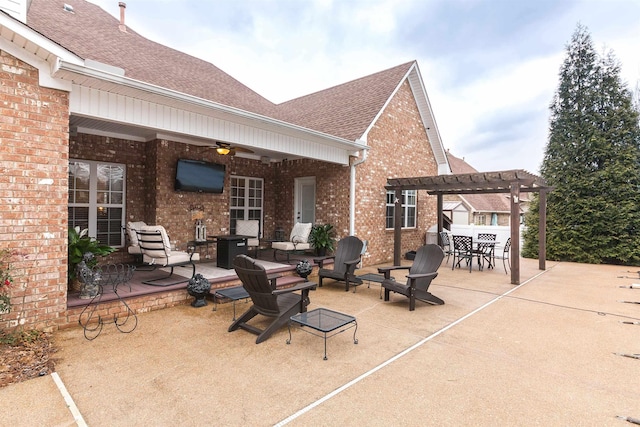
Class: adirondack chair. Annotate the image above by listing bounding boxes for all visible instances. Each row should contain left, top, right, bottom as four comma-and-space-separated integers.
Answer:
229, 255, 316, 344
378, 244, 444, 311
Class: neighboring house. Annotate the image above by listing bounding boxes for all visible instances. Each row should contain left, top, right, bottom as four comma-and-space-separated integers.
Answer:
445, 151, 514, 226
0, 0, 450, 330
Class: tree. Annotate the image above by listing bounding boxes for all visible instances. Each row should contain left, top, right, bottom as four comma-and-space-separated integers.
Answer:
523, 24, 640, 265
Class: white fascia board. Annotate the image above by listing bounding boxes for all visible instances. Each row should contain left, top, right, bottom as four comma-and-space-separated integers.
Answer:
0, 12, 82, 90
406, 64, 451, 176
56, 60, 367, 156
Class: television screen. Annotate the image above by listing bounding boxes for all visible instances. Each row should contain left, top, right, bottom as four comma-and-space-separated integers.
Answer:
175, 159, 225, 193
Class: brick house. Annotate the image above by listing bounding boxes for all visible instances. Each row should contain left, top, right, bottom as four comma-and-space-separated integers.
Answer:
0, 0, 449, 331
445, 151, 514, 226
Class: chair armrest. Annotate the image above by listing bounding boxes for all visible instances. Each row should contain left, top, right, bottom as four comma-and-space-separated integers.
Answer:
273, 281, 317, 295
267, 273, 282, 290
378, 265, 409, 279
313, 255, 335, 268
407, 272, 438, 287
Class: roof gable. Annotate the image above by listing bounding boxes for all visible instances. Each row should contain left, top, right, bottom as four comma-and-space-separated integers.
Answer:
275, 62, 414, 141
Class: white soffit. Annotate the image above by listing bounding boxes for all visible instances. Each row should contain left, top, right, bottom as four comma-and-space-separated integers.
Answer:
56, 61, 366, 165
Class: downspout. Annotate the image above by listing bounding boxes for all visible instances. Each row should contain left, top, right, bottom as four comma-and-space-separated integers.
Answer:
349, 145, 369, 235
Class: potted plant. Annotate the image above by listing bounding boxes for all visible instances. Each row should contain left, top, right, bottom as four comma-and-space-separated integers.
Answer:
308, 224, 336, 256
68, 227, 116, 292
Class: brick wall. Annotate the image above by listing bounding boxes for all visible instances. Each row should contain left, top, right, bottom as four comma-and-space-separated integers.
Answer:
354, 80, 438, 265
0, 51, 70, 332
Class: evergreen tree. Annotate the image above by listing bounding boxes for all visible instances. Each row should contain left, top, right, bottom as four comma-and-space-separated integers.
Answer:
523, 24, 640, 265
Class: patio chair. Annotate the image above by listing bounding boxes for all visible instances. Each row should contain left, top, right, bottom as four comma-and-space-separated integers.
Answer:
439, 231, 454, 264
452, 235, 474, 272
229, 254, 317, 344
378, 244, 445, 311
494, 237, 511, 274
476, 233, 497, 270
272, 222, 312, 262
136, 225, 200, 286
235, 219, 260, 257
316, 236, 364, 292
124, 221, 147, 262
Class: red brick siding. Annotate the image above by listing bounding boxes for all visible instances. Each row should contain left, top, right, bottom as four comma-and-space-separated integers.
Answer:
0, 51, 69, 332
355, 81, 438, 265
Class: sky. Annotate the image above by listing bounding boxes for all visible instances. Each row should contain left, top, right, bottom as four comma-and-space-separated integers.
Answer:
88, 0, 640, 174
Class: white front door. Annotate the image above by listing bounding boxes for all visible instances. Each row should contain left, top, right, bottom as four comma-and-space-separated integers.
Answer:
294, 177, 316, 224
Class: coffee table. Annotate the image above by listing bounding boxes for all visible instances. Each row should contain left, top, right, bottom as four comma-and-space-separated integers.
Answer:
287, 308, 358, 360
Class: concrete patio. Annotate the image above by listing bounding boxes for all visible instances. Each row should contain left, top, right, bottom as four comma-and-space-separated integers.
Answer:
2, 256, 639, 426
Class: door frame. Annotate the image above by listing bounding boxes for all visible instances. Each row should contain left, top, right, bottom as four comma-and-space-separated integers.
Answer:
294, 176, 316, 224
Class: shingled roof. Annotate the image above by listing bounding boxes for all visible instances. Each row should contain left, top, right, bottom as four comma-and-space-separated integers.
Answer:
445, 151, 512, 213
25, 0, 418, 144
26, 0, 277, 116
274, 62, 414, 141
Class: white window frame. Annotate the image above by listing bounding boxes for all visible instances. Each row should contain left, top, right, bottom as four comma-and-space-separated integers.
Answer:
229, 175, 264, 236
385, 189, 417, 229
68, 159, 126, 247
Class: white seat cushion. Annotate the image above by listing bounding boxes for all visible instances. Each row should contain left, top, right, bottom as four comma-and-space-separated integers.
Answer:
126, 221, 147, 247
271, 242, 311, 251
139, 225, 172, 257
289, 222, 312, 243
236, 220, 259, 238
127, 245, 143, 255
143, 250, 200, 267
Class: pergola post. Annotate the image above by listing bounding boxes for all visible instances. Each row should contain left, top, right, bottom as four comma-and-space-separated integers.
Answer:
394, 189, 402, 266
437, 193, 443, 245
510, 183, 520, 285
538, 190, 547, 270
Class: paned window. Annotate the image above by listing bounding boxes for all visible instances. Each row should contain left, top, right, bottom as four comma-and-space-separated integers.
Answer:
229, 176, 263, 235
68, 160, 126, 247
385, 190, 416, 229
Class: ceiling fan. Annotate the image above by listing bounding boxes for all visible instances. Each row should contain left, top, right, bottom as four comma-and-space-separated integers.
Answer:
213, 141, 254, 156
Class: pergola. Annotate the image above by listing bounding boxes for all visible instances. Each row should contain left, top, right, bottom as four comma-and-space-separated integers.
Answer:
386, 169, 551, 285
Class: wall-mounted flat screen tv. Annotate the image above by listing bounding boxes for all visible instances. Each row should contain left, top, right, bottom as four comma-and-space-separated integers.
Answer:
175, 159, 225, 193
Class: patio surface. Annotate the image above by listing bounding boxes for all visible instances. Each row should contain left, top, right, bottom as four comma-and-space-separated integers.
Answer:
1, 257, 639, 426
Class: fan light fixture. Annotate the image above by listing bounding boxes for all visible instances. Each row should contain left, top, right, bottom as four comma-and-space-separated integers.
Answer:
216, 146, 231, 155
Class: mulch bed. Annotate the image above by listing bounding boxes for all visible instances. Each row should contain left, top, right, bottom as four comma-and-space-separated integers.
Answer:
0, 332, 57, 388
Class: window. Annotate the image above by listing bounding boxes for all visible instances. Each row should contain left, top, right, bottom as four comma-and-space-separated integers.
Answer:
475, 214, 486, 225
229, 176, 263, 235
68, 160, 126, 247
385, 190, 416, 229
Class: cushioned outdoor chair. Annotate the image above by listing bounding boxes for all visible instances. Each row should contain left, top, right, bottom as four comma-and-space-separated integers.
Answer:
124, 221, 147, 260
235, 219, 260, 257
378, 244, 445, 311
229, 254, 317, 344
315, 236, 364, 292
136, 225, 200, 286
271, 222, 312, 262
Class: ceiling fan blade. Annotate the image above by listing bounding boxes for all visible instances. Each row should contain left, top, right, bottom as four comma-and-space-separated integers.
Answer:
232, 146, 253, 154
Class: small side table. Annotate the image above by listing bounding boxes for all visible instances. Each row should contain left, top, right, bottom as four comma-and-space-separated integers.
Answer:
356, 273, 394, 299
287, 308, 358, 360
212, 285, 250, 320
